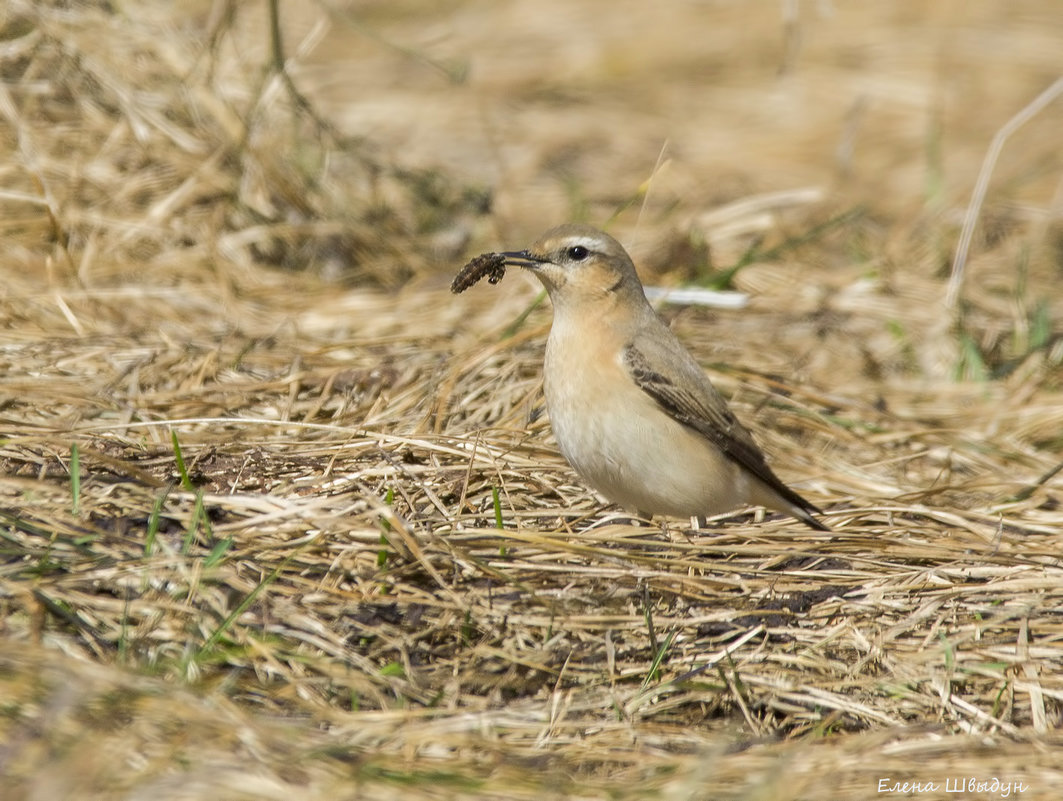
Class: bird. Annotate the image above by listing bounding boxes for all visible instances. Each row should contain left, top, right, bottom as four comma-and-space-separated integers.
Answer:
494, 223, 829, 531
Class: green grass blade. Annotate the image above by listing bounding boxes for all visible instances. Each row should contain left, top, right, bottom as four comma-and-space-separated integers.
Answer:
170, 429, 195, 492
144, 487, 170, 557
193, 552, 295, 661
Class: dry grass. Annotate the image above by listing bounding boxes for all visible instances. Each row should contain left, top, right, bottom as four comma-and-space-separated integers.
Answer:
2, 1, 1063, 798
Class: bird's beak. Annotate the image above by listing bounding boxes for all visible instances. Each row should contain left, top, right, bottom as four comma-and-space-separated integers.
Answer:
501, 250, 545, 270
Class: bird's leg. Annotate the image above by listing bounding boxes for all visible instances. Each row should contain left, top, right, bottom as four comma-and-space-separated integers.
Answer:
622, 509, 654, 527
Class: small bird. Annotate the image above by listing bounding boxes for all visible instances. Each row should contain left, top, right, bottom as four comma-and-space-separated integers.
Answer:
494, 224, 829, 530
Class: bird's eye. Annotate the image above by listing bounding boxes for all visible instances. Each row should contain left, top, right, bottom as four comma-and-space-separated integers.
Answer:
566, 245, 589, 261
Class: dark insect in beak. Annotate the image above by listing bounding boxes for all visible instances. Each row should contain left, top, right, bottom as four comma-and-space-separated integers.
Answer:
450, 249, 547, 294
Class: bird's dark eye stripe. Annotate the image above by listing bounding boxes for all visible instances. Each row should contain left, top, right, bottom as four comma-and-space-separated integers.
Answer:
566, 245, 589, 260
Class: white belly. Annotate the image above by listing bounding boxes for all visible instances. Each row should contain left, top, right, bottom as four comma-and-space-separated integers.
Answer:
543, 338, 752, 517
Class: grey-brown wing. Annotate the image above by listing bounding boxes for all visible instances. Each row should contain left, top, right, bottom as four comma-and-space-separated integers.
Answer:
623, 342, 823, 518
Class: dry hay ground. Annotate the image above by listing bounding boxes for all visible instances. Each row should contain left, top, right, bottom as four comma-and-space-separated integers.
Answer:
2, 1, 1063, 799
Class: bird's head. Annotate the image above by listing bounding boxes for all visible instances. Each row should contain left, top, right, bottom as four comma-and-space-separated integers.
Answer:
501, 224, 646, 312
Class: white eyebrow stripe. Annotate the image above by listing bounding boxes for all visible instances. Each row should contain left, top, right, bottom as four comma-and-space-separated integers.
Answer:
570, 236, 601, 249
551, 235, 605, 252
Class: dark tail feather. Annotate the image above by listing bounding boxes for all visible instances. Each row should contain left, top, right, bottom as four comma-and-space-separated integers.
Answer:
793, 505, 831, 531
